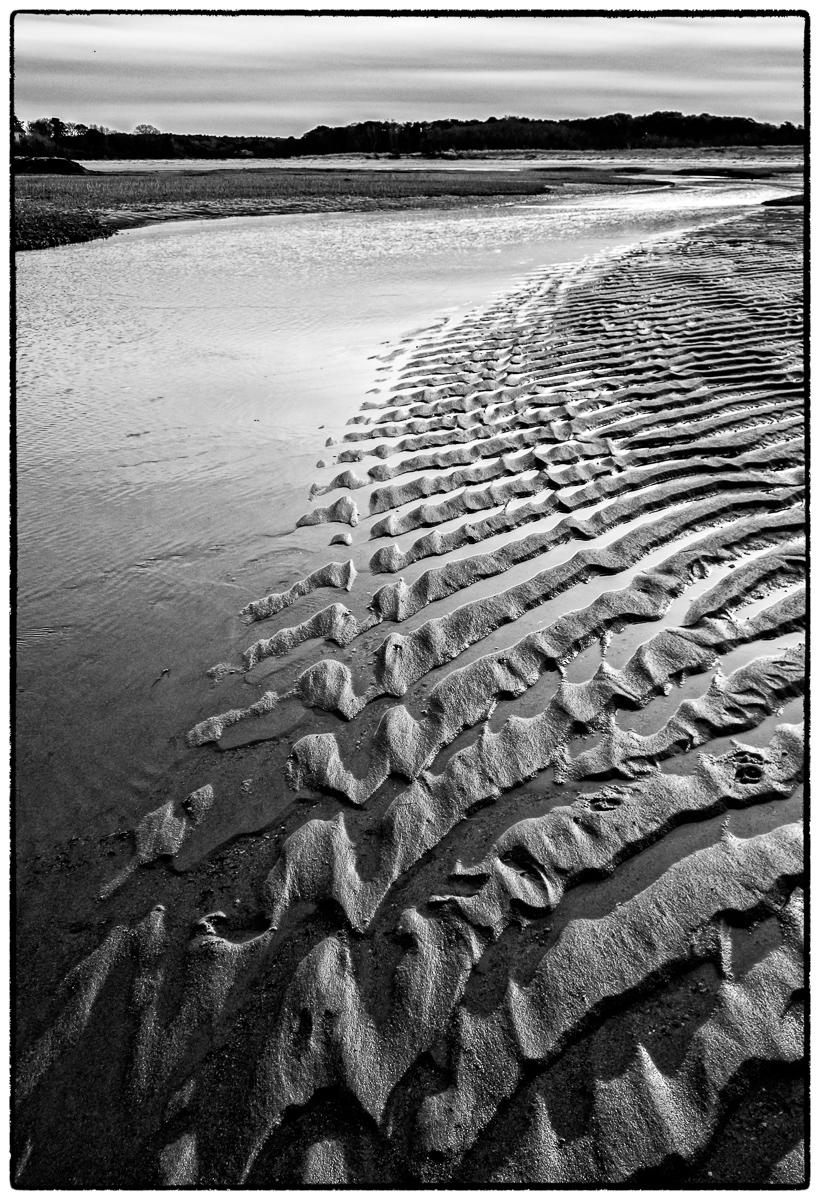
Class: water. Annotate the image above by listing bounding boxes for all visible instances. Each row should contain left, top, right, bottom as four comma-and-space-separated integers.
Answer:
78, 147, 804, 173
15, 173, 797, 853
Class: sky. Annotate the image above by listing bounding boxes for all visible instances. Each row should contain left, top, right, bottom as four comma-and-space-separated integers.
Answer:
13, 12, 805, 136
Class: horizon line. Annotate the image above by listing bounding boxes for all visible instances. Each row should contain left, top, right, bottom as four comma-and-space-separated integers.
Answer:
14, 107, 806, 141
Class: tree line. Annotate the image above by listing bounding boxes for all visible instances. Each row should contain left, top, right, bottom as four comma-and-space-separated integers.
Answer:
13, 111, 805, 160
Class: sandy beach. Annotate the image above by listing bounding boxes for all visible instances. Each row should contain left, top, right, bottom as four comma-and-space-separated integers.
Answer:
14, 195, 804, 1185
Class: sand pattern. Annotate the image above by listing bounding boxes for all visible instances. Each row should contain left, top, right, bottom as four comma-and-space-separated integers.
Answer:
15, 207, 804, 1186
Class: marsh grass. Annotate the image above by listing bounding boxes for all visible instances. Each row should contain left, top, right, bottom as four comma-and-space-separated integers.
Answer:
15, 167, 553, 250
17, 166, 552, 203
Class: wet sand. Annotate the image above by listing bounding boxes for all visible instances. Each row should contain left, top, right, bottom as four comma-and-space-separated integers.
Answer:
14, 204, 804, 1186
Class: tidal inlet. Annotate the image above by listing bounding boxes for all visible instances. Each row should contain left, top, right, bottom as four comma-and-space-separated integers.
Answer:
13, 10, 806, 1188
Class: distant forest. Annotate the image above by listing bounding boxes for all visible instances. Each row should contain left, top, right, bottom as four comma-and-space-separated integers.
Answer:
13, 111, 805, 160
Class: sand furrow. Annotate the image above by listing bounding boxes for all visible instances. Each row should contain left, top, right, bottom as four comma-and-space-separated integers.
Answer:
240, 560, 356, 623
285, 577, 803, 802
412, 824, 802, 1165
368, 447, 542, 515
296, 495, 359, 528
367, 492, 803, 628
480, 936, 802, 1183
231, 823, 802, 1185
362, 492, 801, 698
371, 456, 801, 572
274, 641, 803, 930
683, 540, 804, 626
236, 486, 798, 687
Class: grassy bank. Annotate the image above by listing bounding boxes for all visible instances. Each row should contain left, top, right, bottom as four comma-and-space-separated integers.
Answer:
15, 206, 116, 251
15, 166, 561, 251
13, 164, 673, 251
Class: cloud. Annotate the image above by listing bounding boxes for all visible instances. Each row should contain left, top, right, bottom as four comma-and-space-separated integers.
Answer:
12, 13, 805, 134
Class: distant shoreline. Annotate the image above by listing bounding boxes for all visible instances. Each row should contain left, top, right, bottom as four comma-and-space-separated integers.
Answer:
14, 109, 804, 165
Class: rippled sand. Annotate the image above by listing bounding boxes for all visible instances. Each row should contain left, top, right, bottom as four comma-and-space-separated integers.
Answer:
14, 205, 804, 1186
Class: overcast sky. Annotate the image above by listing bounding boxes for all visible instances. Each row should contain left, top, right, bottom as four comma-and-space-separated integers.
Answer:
13, 13, 805, 135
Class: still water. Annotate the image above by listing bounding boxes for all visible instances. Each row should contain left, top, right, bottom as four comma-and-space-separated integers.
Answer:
79, 147, 804, 172
15, 176, 796, 852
